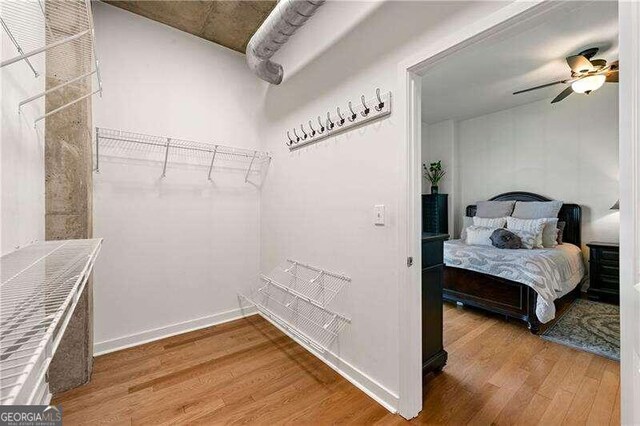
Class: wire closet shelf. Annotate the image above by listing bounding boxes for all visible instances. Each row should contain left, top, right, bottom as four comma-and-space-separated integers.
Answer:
0, 239, 102, 405
240, 260, 350, 353
95, 128, 271, 182
0, 0, 102, 126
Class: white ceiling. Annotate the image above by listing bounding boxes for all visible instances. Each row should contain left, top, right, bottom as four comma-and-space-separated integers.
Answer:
421, 1, 618, 124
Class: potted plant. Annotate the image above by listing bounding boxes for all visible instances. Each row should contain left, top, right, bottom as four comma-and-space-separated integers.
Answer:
423, 161, 445, 194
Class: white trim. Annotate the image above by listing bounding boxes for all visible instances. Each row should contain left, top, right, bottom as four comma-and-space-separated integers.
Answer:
93, 307, 257, 356
255, 312, 399, 413
396, 0, 568, 419
618, 1, 640, 424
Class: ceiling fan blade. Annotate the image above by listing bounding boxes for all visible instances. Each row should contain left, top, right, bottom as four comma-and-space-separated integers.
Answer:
551, 86, 574, 104
513, 80, 567, 95
606, 70, 619, 83
566, 55, 594, 73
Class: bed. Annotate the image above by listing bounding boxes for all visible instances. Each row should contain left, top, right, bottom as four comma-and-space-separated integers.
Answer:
443, 191, 585, 333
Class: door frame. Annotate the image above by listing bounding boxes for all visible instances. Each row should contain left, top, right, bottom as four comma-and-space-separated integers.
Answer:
396, 0, 640, 420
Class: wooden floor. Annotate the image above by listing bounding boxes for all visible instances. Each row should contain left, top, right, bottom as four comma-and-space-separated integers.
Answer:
53, 303, 620, 425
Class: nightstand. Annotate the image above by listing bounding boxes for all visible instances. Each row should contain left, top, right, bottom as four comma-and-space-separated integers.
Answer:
587, 241, 619, 304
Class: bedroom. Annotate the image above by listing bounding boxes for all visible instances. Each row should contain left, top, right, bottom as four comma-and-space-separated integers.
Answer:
2, 0, 639, 423
419, 0, 621, 422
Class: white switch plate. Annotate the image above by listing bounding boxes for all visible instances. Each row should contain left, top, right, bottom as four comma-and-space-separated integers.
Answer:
374, 205, 385, 226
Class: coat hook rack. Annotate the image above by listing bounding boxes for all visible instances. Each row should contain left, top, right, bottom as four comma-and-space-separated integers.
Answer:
285, 88, 392, 151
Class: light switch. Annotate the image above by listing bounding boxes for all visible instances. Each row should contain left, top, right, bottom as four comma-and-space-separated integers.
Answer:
374, 205, 385, 226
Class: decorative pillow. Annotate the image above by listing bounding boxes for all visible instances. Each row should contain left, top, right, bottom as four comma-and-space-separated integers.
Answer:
509, 229, 539, 249
476, 201, 516, 218
556, 221, 566, 244
460, 216, 474, 240
512, 201, 563, 219
506, 217, 547, 248
490, 229, 522, 249
541, 218, 559, 248
465, 226, 497, 246
473, 216, 507, 228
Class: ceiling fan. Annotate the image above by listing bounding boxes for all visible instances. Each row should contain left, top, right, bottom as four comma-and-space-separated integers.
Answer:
513, 47, 619, 103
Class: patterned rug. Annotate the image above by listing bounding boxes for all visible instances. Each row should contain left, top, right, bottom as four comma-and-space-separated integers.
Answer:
541, 299, 620, 361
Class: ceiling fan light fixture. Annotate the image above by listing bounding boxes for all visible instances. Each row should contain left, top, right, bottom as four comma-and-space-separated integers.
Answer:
571, 74, 606, 94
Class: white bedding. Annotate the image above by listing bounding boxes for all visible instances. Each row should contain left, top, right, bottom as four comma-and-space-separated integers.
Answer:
444, 240, 586, 323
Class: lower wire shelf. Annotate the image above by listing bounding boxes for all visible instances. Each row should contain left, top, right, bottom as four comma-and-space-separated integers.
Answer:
0, 239, 103, 405
240, 260, 350, 354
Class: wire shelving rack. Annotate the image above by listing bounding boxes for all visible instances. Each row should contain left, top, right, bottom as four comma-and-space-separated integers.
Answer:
0, 239, 102, 405
240, 260, 350, 353
95, 127, 271, 182
0, 0, 102, 126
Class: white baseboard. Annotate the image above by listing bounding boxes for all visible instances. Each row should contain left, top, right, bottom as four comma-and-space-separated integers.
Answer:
93, 308, 398, 414
93, 307, 257, 356
255, 312, 400, 413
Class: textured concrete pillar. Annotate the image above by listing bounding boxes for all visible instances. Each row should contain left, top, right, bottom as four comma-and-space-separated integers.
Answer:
44, 1, 94, 394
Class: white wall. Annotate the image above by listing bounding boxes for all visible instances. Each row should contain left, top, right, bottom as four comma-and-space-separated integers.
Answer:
0, 22, 45, 256
258, 0, 510, 409
91, 3, 265, 353
421, 120, 455, 234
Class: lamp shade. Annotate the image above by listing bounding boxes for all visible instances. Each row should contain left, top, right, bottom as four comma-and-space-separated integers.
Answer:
610, 200, 619, 210
571, 75, 606, 94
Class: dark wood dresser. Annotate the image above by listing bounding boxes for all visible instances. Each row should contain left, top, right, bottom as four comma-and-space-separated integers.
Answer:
587, 241, 619, 304
422, 194, 448, 234
422, 233, 449, 376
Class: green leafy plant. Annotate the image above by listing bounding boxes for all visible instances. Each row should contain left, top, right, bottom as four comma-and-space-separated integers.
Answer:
423, 161, 446, 186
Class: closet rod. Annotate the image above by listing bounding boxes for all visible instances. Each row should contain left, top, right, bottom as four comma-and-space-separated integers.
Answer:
0, 17, 38, 76
0, 29, 90, 68
19, 70, 96, 110
34, 89, 100, 126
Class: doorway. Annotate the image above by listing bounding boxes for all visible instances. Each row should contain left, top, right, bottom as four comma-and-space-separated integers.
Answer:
398, 0, 639, 422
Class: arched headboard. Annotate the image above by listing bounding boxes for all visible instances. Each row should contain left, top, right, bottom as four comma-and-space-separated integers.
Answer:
466, 191, 581, 247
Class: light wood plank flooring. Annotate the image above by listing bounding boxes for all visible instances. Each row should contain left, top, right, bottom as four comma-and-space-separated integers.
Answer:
53, 303, 620, 425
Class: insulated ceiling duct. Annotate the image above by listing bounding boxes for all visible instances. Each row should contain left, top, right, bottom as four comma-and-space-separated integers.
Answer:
246, 0, 325, 85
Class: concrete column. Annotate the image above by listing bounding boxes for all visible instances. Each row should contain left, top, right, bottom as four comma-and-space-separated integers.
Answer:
44, 1, 94, 394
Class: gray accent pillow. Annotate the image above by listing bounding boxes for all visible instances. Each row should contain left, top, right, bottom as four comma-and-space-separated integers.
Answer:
476, 201, 516, 218
512, 200, 563, 219
490, 228, 522, 249
541, 218, 559, 248
556, 221, 566, 244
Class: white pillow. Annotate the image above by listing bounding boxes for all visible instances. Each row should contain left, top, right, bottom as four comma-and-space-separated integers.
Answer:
506, 217, 547, 248
541, 218, 559, 248
460, 216, 474, 241
473, 216, 507, 228
509, 229, 539, 249
465, 226, 497, 246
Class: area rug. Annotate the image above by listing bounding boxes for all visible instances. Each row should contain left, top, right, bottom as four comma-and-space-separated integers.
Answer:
541, 299, 620, 361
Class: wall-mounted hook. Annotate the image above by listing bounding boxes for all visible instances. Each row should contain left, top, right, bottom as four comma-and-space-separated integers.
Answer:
308, 120, 316, 136
336, 107, 345, 126
326, 112, 334, 130
375, 88, 385, 111
293, 128, 301, 142
317, 116, 325, 133
300, 124, 308, 140
360, 95, 370, 117
348, 101, 357, 122
286, 131, 295, 146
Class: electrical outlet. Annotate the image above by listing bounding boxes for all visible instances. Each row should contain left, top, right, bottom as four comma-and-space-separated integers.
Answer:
374, 205, 385, 226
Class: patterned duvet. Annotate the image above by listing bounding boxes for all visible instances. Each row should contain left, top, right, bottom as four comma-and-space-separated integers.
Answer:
444, 240, 586, 323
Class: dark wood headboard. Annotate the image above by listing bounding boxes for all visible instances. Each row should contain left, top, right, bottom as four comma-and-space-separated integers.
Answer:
466, 191, 581, 247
